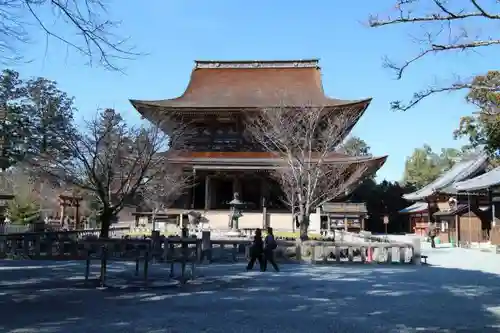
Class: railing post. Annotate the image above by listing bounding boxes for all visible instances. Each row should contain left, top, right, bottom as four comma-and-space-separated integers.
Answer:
310, 244, 316, 264
232, 243, 237, 262
348, 247, 354, 262
100, 245, 107, 287
386, 246, 392, 263
201, 231, 211, 263
23, 236, 30, 258
0, 235, 5, 258
399, 247, 405, 264
322, 244, 327, 264
335, 246, 341, 263
412, 237, 421, 265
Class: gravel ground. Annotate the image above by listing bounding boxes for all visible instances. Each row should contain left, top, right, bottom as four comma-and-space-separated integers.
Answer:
1, 244, 500, 333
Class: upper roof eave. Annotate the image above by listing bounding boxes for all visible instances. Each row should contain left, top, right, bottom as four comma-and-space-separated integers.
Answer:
129, 98, 372, 112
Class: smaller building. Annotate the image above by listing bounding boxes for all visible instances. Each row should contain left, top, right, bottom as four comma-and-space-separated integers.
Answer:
399, 202, 428, 235
399, 152, 488, 239
321, 203, 367, 232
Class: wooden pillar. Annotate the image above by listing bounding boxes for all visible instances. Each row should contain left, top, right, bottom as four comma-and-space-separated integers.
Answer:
75, 202, 80, 229
361, 216, 365, 231
191, 169, 196, 209
205, 175, 211, 210
60, 201, 66, 225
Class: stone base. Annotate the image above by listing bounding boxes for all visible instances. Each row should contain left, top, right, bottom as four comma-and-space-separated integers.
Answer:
225, 230, 243, 237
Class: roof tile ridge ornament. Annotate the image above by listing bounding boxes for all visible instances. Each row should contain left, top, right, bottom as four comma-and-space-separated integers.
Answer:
194, 59, 320, 69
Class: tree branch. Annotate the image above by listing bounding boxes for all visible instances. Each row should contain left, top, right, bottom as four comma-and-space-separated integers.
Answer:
0, 0, 140, 71
369, 0, 500, 110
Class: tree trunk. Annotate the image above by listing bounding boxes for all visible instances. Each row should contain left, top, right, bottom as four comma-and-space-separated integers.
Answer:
98, 210, 112, 238
299, 212, 310, 240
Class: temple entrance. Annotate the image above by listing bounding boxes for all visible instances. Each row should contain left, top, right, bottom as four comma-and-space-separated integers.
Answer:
241, 178, 261, 210
214, 178, 233, 209
193, 176, 206, 209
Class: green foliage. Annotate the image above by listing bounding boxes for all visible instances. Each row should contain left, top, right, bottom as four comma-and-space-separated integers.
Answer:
340, 136, 371, 156
7, 195, 40, 225
349, 179, 413, 233
0, 69, 30, 169
24, 77, 76, 158
402, 145, 462, 188
454, 71, 500, 161
0, 69, 76, 169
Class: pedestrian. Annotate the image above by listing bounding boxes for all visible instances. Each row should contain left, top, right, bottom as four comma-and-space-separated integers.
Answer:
263, 227, 280, 272
428, 223, 437, 248
246, 228, 265, 271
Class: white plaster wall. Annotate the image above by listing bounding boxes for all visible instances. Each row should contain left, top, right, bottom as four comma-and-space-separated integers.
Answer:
268, 212, 293, 231
203, 211, 296, 231
309, 212, 321, 233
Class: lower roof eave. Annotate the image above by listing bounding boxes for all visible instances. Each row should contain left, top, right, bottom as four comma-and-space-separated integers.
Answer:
166, 155, 387, 166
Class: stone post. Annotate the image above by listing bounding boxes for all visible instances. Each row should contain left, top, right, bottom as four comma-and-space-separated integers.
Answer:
201, 230, 211, 263
412, 236, 421, 265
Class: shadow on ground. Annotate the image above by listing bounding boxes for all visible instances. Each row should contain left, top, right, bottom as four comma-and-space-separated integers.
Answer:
0, 260, 500, 332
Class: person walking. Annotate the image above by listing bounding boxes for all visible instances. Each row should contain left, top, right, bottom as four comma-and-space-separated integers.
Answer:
263, 227, 280, 272
428, 223, 437, 248
246, 228, 265, 271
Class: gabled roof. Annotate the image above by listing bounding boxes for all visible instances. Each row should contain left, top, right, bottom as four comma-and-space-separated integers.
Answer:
454, 166, 500, 192
130, 59, 371, 110
399, 202, 428, 214
403, 152, 488, 201
433, 204, 469, 217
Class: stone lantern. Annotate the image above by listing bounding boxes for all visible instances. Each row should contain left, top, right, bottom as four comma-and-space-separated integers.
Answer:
227, 192, 244, 237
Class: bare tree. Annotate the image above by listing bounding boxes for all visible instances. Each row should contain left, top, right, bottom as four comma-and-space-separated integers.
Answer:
369, 0, 500, 111
0, 166, 59, 223
0, 0, 137, 70
30, 108, 190, 238
140, 167, 192, 231
245, 104, 378, 239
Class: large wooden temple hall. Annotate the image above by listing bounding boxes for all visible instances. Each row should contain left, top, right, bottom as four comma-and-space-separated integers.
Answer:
130, 59, 386, 231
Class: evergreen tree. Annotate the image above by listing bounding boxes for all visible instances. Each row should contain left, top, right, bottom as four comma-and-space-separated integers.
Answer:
0, 69, 29, 170
24, 77, 76, 159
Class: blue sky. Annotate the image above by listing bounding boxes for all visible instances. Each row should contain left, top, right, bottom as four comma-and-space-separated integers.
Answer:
11, 0, 497, 181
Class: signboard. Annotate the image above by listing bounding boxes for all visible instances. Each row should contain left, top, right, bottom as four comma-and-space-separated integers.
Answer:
383, 216, 389, 225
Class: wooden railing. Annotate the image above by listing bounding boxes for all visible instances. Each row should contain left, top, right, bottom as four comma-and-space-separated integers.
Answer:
0, 227, 131, 259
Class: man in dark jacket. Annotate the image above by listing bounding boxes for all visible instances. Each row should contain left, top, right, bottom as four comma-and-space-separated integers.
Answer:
247, 228, 265, 271
263, 227, 280, 272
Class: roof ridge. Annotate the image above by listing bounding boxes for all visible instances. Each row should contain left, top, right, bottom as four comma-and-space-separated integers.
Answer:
194, 59, 319, 69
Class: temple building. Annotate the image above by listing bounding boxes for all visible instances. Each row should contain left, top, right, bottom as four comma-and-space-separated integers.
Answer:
130, 59, 386, 231
400, 152, 490, 244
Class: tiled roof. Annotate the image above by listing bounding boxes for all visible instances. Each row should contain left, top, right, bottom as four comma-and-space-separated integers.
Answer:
433, 204, 468, 216
454, 166, 500, 192
399, 202, 428, 214
403, 152, 488, 201
165, 150, 388, 167
130, 60, 371, 109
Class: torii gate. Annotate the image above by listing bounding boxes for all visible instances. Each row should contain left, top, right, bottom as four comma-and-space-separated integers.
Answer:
58, 193, 83, 229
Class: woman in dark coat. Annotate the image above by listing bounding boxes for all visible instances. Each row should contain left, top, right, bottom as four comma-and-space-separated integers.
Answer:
246, 228, 264, 271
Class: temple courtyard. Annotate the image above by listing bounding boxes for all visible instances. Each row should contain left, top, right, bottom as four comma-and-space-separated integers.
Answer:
1, 244, 500, 333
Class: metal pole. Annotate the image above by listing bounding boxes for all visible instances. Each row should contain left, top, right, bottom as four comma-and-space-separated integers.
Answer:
467, 193, 472, 247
